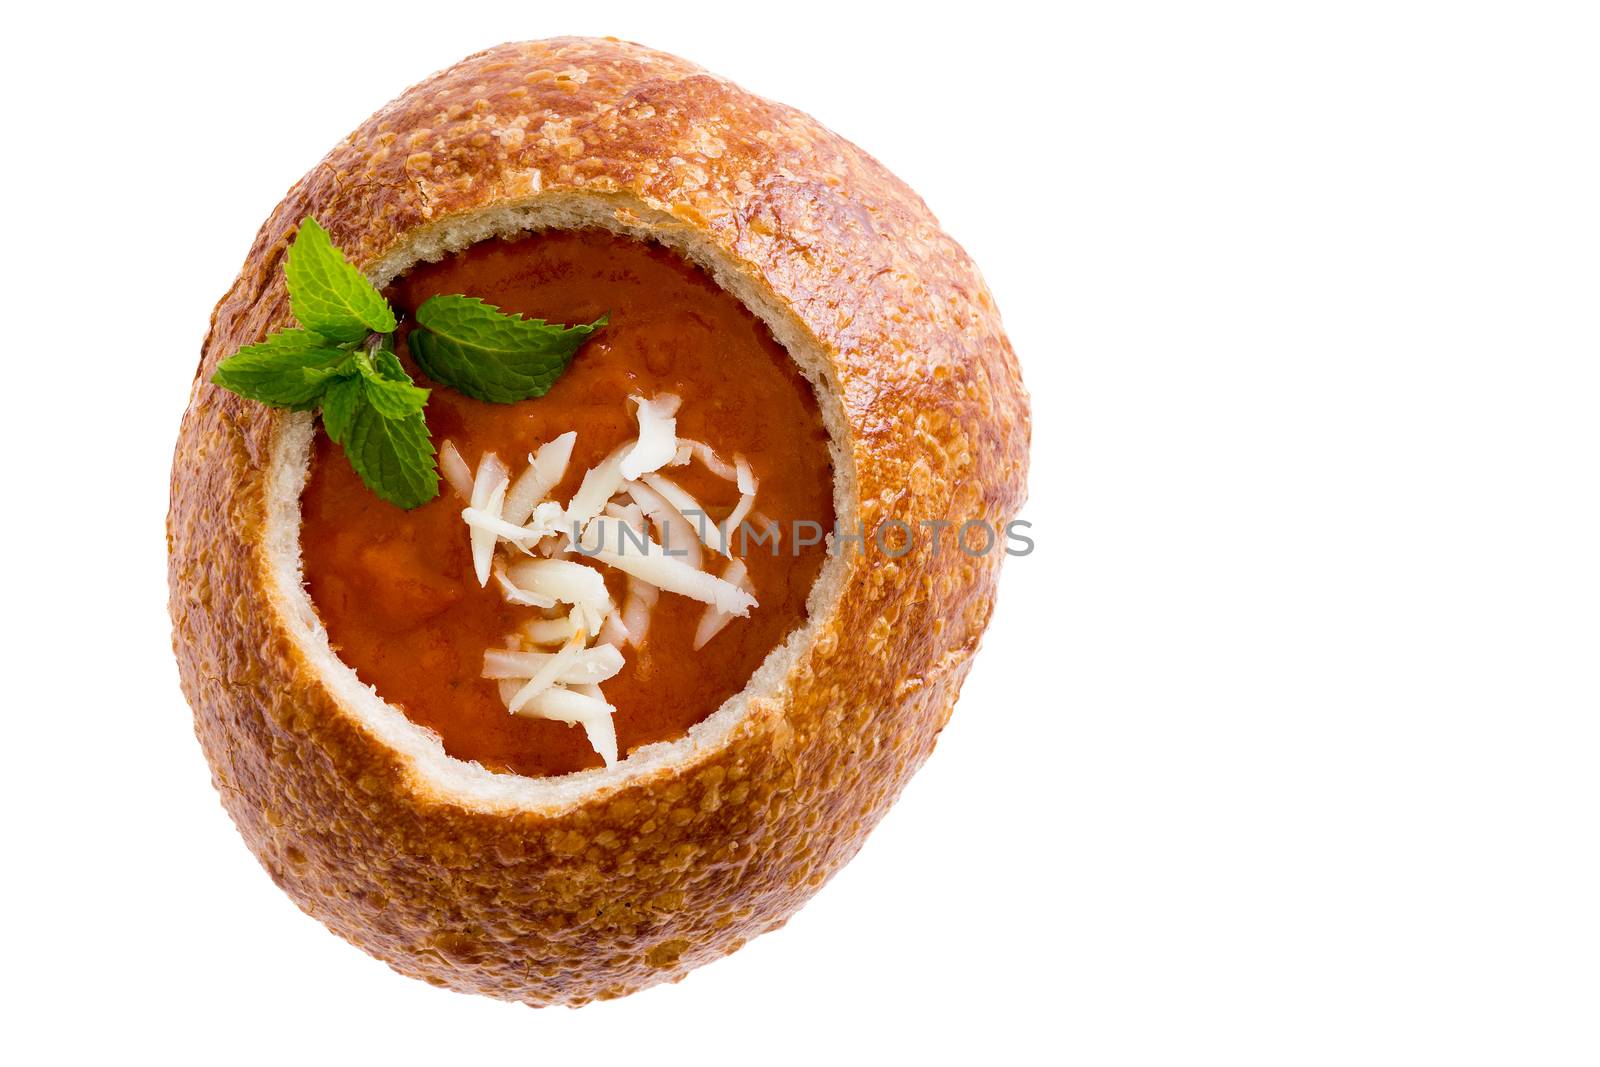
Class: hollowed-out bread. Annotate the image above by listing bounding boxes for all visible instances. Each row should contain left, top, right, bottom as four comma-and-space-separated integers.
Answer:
168, 36, 1029, 1005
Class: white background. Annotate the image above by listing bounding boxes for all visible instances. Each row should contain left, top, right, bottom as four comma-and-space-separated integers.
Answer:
5, 2, 1597, 1063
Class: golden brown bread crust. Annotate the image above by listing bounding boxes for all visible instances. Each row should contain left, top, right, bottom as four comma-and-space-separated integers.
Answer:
169, 37, 1029, 1005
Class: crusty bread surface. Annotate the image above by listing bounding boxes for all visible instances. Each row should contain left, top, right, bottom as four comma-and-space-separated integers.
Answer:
170, 36, 1029, 1005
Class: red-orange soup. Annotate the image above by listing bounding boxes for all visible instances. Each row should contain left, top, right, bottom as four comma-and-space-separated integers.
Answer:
299, 230, 834, 777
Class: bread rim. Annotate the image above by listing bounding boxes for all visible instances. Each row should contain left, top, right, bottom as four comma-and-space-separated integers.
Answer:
170, 37, 1030, 1005
272, 191, 858, 813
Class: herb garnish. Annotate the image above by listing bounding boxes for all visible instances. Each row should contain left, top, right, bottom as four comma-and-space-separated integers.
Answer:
411, 295, 605, 403
210, 217, 606, 508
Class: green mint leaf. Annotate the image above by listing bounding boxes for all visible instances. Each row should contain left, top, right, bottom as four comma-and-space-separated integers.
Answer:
284, 217, 397, 343
355, 352, 430, 419
208, 221, 440, 510
369, 347, 410, 381
410, 295, 606, 403
340, 400, 439, 509
320, 376, 363, 444
210, 329, 352, 407
321, 359, 436, 507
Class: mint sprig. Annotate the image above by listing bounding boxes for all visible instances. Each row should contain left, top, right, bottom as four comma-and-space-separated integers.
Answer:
336, 386, 438, 509
411, 296, 607, 403
209, 217, 605, 508
358, 359, 430, 419
211, 329, 351, 409
284, 218, 397, 342
319, 375, 365, 445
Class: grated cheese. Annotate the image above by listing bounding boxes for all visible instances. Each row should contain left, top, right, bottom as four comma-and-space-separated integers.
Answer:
519, 686, 619, 767
493, 562, 556, 608
693, 558, 755, 650
484, 643, 625, 685
440, 439, 474, 500
505, 431, 576, 526
619, 394, 681, 480
597, 611, 630, 648
521, 614, 581, 645
459, 395, 766, 769
505, 558, 613, 634
625, 478, 705, 571
638, 472, 723, 554
676, 438, 740, 482
467, 452, 510, 586
505, 630, 588, 714
577, 518, 756, 615
562, 444, 628, 533
571, 684, 620, 767
715, 454, 758, 555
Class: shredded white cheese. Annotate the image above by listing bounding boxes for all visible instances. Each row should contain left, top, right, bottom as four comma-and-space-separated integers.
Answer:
638, 473, 722, 554
570, 684, 620, 767
749, 510, 781, 548
484, 643, 624, 685
694, 558, 755, 650
622, 575, 659, 648
715, 454, 759, 556
465, 505, 552, 548
620, 394, 681, 480
521, 613, 581, 645
467, 453, 510, 586
504, 431, 576, 526
505, 558, 613, 634
625, 478, 705, 571
440, 439, 474, 500
562, 445, 628, 533
520, 686, 619, 767
458, 395, 765, 768
493, 562, 557, 608
597, 611, 630, 648
505, 630, 588, 714
677, 438, 740, 482
577, 518, 756, 616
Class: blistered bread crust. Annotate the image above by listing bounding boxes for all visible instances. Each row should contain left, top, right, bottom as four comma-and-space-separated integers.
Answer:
169, 37, 1029, 1005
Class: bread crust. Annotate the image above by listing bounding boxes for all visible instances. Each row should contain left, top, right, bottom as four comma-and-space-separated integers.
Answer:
169, 36, 1029, 1005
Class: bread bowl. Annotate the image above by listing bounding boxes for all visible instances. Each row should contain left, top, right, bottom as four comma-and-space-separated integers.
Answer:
169, 36, 1030, 1005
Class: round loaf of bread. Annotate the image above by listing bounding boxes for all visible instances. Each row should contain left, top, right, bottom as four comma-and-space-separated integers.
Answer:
169, 36, 1029, 1005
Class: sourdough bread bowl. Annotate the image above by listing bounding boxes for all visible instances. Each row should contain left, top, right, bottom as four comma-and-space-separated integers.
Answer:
169, 36, 1029, 1005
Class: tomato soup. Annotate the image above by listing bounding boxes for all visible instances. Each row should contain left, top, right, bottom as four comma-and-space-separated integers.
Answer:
300, 230, 834, 777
